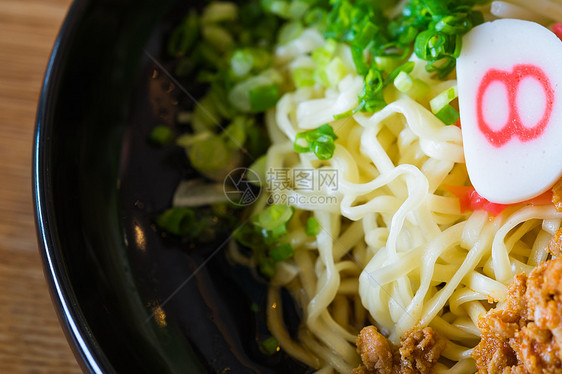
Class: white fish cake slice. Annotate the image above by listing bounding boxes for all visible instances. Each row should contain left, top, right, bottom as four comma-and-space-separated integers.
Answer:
457, 19, 562, 204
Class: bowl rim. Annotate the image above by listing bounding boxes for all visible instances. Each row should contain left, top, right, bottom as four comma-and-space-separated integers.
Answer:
33, 0, 108, 372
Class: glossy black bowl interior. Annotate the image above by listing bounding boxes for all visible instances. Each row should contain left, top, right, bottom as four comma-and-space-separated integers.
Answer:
34, 0, 308, 372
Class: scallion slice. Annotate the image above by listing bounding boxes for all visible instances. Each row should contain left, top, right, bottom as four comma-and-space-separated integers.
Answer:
156, 208, 200, 237
269, 243, 294, 262
255, 204, 295, 232
249, 84, 280, 112
430, 86, 459, 125
305, 217, 321, 236
149, 126, 174, 146
294, 124, 338, 160
187, 135, 230, 173
201, 2, 238, 24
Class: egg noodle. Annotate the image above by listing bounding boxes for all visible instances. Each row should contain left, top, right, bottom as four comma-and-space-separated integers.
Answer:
224, 3, 562, 373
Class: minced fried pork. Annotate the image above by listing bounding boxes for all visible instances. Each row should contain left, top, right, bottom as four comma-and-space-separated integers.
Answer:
473, 253, 562, 373
353, 325, 445, 374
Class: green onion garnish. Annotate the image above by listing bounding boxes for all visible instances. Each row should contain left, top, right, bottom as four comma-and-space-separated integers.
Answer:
394, 71, 413, 92
294, 124, 338, 160
430, 86, 459, 125
305, 217, 321, 236
311, 39, 337, 66
248, 155, 267, 187
234, 204, 296, 277
255, 204, 295, 232
259, 255, 276, 278
230, 48, 272, 77
187, 135, 230, 173
202, 25, 234, 53
316, 57, 347, 87
201, 2, 238, 24
259, 337, 280, 356
156, 208, 200, 237
434, 104, 460, 126
278, 21, 304, 45
293, 67, 315, 88
230, 49, 255, 77
269, 243, 294, 262
322, 0, 484, 113
249, 84, 280, 112
149, 126, 174, 146
222, 117, 248, 150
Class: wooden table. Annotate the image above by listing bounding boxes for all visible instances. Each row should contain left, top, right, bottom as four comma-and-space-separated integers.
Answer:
0, 0, 82, 372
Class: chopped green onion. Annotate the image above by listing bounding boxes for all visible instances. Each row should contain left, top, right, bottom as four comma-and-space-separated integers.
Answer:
333, 104, 363, 120
430, 86, 458, 113
321, 0, 484, 113
317, 57, 347, 87
304, 7, 327, 26
374, 56, 401, 74
255, 204, 294, 231
407, 78, 430, 101
271, 223, 288, 239
191, 95, 221, 133
258, 256, 276, 278
202, 25, 234, 53
293, 67, 315, 88
430, 86, 459, 125
435, 14, 474, 35
270, 1, 290, 17
311, 39, 337, 66
305, 217, 321, 236
357, 66, 386, 113
234, 204, 296, 278
156, 207, 200, 237
222, 117, 247, 150
435, 104, 460, 126
149, 126, 173, 146
354, 19, 378, 50
249, 84, 279, 112
351, 47, 369, 76
238, 5, 280, 47
384, 61, 415, 86
177, 131, 212, 148
187, 135, 230, 173
249, 156, 267, 187
278, 21, 304, 45
229, 70, 282, 112
393, 71, 430, 100
394, 71, 413, 93
263, 0, 311, 20
259, 336, 280, 356
294, 124, 338, 160
230, 49, 254, 77
288, 1, 310, 19
208, 85, 237, 120
201, 2, 238, 24
230, 48, 272, 77
269, 243, 294, 262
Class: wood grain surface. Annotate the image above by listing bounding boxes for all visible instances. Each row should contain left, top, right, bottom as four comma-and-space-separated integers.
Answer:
0, 0, 81, 372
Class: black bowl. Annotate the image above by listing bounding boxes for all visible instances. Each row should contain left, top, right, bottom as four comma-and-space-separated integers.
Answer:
34, 0, 308, 372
